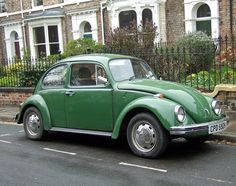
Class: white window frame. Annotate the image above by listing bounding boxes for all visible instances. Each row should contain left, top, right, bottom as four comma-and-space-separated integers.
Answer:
184, 0, 219, 39
82, 22, 92, 38
108, 0, 161, 42
4, 23, 24, 62
71, 10, 98, 41
28, 18, 63, 59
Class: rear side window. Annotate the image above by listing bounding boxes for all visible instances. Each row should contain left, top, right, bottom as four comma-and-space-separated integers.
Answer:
42, 65, 67, 88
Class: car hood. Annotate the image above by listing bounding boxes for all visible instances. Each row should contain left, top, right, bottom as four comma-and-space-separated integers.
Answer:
117, 80, 213, 123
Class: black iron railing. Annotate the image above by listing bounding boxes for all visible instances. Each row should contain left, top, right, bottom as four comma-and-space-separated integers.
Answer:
0, 58, 56, 87
0, 36, 235, 92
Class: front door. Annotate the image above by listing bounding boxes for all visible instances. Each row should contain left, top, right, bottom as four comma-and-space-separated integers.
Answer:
65, 63, 113, 131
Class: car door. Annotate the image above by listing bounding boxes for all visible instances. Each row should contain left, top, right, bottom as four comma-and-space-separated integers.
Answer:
65, 62, 113, 131
39, 64, 68, 128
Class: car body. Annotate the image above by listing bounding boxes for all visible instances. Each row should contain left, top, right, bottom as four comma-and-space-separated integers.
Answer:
16, 54, 229, 158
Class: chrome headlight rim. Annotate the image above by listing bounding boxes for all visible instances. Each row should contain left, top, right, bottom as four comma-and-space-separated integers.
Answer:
212, 100, 221, 115
174, 105, 186, 123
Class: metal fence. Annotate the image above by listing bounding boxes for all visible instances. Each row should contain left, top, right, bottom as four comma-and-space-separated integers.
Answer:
0, 36, 235, 92
0, 58, 56, 87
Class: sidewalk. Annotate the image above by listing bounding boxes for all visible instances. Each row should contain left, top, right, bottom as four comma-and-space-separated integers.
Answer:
0, 105, 19, 123
0, 104, 236, 142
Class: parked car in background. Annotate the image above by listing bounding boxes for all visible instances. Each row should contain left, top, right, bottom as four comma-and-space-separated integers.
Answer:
16, 54, 229, 158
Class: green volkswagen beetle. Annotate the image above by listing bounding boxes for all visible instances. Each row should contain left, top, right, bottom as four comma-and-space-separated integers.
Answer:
16, 54, 228, 158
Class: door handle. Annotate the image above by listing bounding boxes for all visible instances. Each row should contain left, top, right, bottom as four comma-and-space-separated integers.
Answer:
65, 91, 75, 96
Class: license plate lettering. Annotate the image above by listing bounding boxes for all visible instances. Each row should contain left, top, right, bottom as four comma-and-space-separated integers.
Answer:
209, 121, 227, 134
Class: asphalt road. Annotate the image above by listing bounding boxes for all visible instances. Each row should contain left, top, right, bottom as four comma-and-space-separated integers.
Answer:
0, 123, 236, 186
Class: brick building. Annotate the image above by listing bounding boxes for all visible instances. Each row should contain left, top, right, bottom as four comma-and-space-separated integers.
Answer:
0, 0, 235, 61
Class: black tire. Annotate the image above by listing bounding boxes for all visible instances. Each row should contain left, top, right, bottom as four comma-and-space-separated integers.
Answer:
185, 135, 211, 144
127, 113, 169, 158
23, 107, 45, 140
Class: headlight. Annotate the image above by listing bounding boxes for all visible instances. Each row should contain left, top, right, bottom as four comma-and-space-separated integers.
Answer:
175, 105, 186, 122
212, 100, 221, 115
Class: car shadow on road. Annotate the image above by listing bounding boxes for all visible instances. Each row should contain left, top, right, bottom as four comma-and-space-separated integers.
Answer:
33, 132, 218, 160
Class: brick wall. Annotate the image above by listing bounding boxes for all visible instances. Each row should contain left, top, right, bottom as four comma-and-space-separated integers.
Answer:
5, 0, 21, 13
0, 27, 6, 61
215, 91, 236, 113
0, 88, 33, 106
219, 0, 236, 37
166, 0, 185, 42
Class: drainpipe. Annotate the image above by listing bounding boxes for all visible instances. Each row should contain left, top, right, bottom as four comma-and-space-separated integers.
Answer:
20, 0, 27, 58
229, 0, 233, 36
100, 1, 106, 45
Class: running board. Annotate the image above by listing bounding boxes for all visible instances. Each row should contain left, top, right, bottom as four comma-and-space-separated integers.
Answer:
49, 127, 112, 137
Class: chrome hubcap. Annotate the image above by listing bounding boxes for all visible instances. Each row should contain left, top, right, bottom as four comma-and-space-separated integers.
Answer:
132, 122, 157, 152
27, 113, 40, 136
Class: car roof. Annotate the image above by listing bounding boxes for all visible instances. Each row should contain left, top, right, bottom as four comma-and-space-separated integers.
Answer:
58, 53, 141, 65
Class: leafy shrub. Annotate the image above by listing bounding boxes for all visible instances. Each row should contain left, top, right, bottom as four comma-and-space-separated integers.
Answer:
18, 58, 56, 87
106, 20, 158, 55
62, 38, 105, 58
0, 57, 57, 87
0, 76, 18, 87
185, 67, 236, 91
176, 31, 215, 73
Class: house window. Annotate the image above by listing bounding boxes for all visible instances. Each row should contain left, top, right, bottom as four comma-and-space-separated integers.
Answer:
33, 25, 60, 57
0, 0, 6, 13
119, 10, 137, 28
10, 31, 20, 58
34, 27, 46, 57
197, 4, 211, 17
196, 4, 211, 36
83, 22, 92, 39
142, 8, 153, 25
33, 0, 43, 7
48, 26, 60, 54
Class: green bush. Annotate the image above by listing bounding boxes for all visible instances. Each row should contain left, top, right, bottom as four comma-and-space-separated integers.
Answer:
106, 20, 157, 55
184, 67, 236, 91
0, 76, 19, 87
18, 58, 56, 87
62, 38, 105, 58
176, 31, 215, 73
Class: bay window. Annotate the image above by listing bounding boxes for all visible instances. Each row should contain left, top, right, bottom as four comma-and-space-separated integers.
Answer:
33, 24, 60, 58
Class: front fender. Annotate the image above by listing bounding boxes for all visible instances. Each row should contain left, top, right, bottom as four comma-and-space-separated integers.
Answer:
17, 95, 51, 130
111, 97, 178, 139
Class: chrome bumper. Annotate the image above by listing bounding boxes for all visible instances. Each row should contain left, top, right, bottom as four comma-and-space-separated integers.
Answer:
170, 117, 229, 136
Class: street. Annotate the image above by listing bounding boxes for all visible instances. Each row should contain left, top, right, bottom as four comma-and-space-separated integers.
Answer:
0, 123, 235, 186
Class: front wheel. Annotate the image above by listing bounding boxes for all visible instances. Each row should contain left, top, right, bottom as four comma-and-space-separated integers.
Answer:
23, 107, 46, 140
127, 113, 168, 158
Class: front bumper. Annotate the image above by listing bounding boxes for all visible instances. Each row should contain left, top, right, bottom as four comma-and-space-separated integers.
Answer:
170, 117, 229, 137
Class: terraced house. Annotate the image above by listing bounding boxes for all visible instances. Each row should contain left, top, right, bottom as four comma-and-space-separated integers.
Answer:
0, 0, 235, 61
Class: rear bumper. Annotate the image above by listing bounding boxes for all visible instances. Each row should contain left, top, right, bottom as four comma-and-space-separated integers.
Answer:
170, 117, 229, 137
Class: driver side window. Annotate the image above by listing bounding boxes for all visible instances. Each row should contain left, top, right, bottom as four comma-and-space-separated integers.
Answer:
70, 63, 107, 86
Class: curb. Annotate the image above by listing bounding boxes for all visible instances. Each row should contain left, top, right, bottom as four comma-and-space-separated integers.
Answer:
0, 117, 15, 123
210, 133, 236, 143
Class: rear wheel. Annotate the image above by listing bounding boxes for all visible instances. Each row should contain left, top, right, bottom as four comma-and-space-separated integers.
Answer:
127, 113, 168, 158
23, 107, 46, 140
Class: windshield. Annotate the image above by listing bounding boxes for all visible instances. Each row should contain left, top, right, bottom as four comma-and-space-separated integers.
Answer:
109, 59, 157, 81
